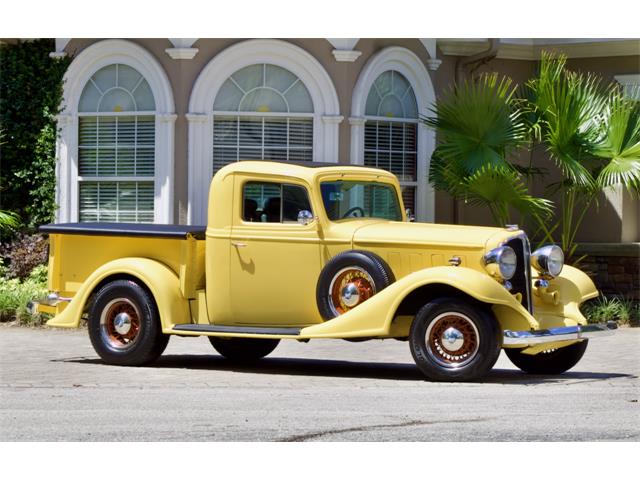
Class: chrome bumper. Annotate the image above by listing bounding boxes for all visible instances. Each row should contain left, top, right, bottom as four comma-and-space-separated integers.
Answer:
503, 322, 617, 346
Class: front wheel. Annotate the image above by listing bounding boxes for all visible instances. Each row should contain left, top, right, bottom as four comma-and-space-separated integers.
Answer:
88, 279, 169, 366
504, 340, 588, 374
409, 298, 501, 382
209, 337, 280, 362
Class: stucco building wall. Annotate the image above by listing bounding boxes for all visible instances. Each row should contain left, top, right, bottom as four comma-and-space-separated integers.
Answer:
61, 38, 639, 244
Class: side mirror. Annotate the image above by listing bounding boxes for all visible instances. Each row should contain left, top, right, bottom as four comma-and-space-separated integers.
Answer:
405, 208, 415, 222
297, 210, 315, 225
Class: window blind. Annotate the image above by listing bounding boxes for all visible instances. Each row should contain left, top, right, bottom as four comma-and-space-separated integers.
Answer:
213, 116, 313, 175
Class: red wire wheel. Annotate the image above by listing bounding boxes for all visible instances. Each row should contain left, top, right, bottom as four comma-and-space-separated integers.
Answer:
100, 298, 142, 349
425, 312, 480, 368
328, 267, 376, 316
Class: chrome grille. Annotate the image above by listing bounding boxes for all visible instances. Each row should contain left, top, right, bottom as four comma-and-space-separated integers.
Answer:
504, 235, 533, 313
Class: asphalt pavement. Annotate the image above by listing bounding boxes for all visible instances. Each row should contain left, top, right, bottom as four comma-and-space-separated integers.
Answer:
1, 325, 638, 441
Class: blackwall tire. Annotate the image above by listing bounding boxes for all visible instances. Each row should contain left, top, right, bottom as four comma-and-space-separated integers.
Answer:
504, 340, 588, 375
316, 250, 394, 320
209, 337, 280, 362
88, 279, 169, 366
409, 298, 501, 382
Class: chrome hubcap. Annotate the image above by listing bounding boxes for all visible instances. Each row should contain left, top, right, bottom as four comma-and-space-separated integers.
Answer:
340, 283, 360, 307
441, 327, 464, 351
113, 312, 132, 335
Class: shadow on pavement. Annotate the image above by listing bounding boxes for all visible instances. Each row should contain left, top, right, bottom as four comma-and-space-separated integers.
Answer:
56, 354, 634, 384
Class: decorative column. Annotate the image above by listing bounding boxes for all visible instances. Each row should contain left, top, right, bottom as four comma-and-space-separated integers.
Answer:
348, 117, 366, 165
186, 113, 212, 225
156, 113, 177, 224
418, 122, 436, 223
320, 115, 344, 162
55, 113, 75, 223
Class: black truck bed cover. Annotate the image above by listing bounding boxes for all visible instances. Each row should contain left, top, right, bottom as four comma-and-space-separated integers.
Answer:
39, 223, 207, 240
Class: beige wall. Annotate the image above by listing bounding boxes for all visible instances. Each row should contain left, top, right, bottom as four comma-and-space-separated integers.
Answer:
63, 39, 639, 243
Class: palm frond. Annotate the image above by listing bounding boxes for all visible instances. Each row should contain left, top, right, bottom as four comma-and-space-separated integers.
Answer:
0, 210, 21, 233
591, 91, 640, 193
459, 165, 554, 223
423, 73, 529, 175
527, 52, 611, 188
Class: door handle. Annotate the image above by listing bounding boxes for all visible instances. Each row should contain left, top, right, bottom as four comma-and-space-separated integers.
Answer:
232, 241, 248, 248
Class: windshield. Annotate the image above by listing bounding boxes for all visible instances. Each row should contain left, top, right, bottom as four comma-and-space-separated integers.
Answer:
320, 181, 402, 221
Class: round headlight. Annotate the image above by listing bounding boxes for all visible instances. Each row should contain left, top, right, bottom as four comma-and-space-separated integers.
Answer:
531, 245, 564, 277
484, 246, 517, 280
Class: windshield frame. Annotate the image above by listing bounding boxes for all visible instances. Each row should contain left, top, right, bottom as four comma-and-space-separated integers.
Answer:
318, 178, 404, 223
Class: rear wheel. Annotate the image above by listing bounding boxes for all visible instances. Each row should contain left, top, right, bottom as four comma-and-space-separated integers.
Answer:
209, 337, 280, 362
88, 279, 169, 366
505, 340, 588, 374
409, 298, 501, 382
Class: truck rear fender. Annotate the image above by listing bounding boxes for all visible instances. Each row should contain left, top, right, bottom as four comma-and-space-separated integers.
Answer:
45, 257, 189, 332
300, 266, 537, 339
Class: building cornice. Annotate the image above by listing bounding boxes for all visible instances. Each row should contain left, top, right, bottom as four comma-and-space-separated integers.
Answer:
437, 39, 640, 60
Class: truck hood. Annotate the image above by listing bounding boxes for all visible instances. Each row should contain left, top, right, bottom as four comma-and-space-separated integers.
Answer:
351, 221, 516, 250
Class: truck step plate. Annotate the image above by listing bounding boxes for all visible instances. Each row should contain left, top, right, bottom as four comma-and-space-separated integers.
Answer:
172, 324, 301, 336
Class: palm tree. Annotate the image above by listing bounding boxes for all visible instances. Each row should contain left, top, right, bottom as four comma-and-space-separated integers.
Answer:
423, 73, 553, 227
527, 52, 640, 261
425, 53, 639, 264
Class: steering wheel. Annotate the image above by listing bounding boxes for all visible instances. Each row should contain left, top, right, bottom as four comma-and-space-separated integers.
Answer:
342, 206, 365, 218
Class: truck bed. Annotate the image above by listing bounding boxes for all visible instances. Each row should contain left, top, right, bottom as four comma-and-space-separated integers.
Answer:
41, 223, 207, 300
40, 223, 206, 240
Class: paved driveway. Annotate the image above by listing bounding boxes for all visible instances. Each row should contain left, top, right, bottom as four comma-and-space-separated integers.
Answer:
1, 325, 638, 441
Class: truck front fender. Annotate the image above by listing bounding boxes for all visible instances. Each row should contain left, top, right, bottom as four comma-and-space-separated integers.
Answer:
46, 257, 189, 332
300, 266, 535, 339
529, 264, 598, 331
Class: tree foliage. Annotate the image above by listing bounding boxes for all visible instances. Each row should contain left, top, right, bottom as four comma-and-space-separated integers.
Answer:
0, 39, 70, 230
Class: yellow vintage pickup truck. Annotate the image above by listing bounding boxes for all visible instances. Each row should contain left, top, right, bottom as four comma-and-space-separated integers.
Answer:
35, 161, 615, 381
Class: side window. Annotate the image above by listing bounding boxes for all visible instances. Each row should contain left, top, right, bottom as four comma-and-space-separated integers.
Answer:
242, 182, 312, 223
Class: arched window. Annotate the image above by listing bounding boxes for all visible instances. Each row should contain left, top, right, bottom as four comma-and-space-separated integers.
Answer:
212, 64, 314, 175
187, 39, 341, 224
363, 70, 418, 213
77, 64, 156, 222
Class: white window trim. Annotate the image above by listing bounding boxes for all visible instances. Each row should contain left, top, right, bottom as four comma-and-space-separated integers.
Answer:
350, 47, 436, 223
614, 74, 640, 100
187, 39, 342, 225
57, 39, 176, 224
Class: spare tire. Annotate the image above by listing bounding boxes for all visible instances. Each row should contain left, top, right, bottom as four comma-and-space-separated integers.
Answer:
316, 250, 395, 320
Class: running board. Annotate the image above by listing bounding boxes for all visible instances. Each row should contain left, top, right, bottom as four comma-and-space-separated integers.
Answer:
172, 324, 301, 336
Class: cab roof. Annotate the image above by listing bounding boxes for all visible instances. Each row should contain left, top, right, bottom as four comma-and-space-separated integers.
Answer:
213, 160, 398, 183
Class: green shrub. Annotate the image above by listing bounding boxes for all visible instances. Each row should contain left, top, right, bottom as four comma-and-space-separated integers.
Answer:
0, 232, 49, 280
0, 39, 70, 231
617, 297, 640, 327
582, 295, 640, 326
0, 263, 49, 326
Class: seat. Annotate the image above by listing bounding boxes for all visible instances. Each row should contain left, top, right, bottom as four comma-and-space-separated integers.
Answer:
244, 198, 258, 222
263, 197, 281, 222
